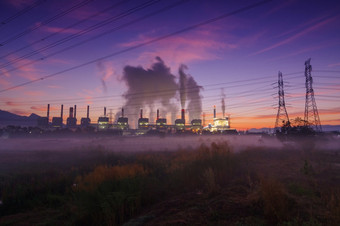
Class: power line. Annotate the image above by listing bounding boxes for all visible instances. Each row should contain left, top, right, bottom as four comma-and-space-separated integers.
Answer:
0, 0, 186, 76
0, 0, 272, 93
0, 0, 160, 70
0, 0, 128, 59
1, 69, 294, 104
0, 0, 94, 46
0, 0, 47, 27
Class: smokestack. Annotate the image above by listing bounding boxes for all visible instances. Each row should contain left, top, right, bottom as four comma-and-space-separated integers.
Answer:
213, 105, 216, 118
221, 88, 226, 118
203, 112, 205, 127
87, 105, 89, 118
47, 104, 50, 121
122, 108, 124, 117
61, 104, 63, 120
69, 107, 73, 118
140, 109, 143, 119
74, 105, 77, 119
157, 109, 159, 120
104, 107, 106, 116
181, 109, 185, 121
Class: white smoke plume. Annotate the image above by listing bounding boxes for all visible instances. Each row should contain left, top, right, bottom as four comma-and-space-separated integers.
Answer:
179, 64, 187, 109
179, 64, 202, 121
119, 57, 178, 127
221, 88, 226, 118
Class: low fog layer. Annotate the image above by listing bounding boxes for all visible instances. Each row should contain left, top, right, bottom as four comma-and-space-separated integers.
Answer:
0, 135, 283, 152
2, 135, 340, 153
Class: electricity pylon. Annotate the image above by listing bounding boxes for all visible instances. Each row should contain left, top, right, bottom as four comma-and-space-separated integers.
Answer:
275, 71, 290, 130
304, 58, 322, 132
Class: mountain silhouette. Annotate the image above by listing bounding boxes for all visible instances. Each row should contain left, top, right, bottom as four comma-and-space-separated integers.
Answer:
0, 110, 41, 127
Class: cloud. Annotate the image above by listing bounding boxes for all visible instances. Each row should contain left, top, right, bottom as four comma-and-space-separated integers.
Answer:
11, 109, 31, 116
263, 0, 296, 17
5, 0, 36, 8
5, 54, 40, 81
119, 28, 234, 67
328, 62, 340, 67
24, 90, 44, 96
42, 26, 82, 35
251, 15, 338, 56
30, 105, 58, 112
47, 85, 62, 89
0, 77, 11, 88
6, 101, 20, 106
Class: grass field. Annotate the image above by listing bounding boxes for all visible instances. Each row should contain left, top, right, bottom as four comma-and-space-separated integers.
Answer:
0, 135, 339, 225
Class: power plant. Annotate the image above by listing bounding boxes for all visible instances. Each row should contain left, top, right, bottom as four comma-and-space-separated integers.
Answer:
35, 101, 236, 136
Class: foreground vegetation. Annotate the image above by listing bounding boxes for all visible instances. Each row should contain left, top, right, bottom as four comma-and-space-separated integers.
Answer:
0, 139, 339, 225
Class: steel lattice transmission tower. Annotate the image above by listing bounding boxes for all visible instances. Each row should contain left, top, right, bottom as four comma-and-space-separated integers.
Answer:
304, 58, 322, 132
275, 71, 290, 130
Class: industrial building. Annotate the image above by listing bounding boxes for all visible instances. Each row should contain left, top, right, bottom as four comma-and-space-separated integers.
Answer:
37, 104, 50, 127
98, 107, 109, 130
175, 109, 186, 132
66, 105, 77, 127
156, 109, 167, 130
138, 109, 149, 129
81, 105, 91, 127
52, 104, 63, 128
117, 108, 129, 130
191, 119, 202, 133
203, 105, 236, 133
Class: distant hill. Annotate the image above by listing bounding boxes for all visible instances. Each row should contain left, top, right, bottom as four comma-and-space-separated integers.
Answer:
248, 125, 340, 133
0, 110, 41, 127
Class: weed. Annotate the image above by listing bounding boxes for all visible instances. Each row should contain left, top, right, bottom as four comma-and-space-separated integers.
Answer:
259, 178, 294, 223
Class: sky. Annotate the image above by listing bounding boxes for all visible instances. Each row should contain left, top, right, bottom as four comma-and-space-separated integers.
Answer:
0, 0, 339, 130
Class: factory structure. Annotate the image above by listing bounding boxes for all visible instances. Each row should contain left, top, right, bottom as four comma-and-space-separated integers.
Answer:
37, 103, 237, 135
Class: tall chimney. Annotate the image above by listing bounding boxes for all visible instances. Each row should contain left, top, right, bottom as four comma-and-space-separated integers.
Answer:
47, 104, 50, 121
69, 107, 73, 118
87, 105, 89, 118
203, 112, 205, 127
181, 109, 185, 121
61, 104, 63, 120
74, 105, 77, 119
140, 109, 143, 119
104, 107, 106, 116
213, 105, 216, 118
157, 109, 159, 120
122, 108, 124, 117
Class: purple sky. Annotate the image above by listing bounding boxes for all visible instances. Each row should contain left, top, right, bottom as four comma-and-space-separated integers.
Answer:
0, 0, 339, 129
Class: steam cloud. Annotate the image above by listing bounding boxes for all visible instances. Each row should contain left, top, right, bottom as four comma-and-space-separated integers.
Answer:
119, 57, 202, 127
181, 66, 202, 121
97, 61, 112, 93
119, 57, 178, 127
179, 64, 187, 109
221, 88, 226, 118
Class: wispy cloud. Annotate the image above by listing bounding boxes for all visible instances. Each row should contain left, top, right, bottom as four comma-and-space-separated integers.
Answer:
47, 85, 62, 89
31, 105, 57, 112
5, 54, 40, 81
5, 0, 36, 8
328, 62, 340, 67
42, 25, 82, 35
251, 15, 338, 56
119, 28, 234, 67
6, 101, 20, 106
11, 109, 30, 116
25, 90, 44, 96
263, 0, 296, 17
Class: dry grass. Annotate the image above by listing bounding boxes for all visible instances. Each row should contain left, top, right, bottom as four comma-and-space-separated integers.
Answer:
1, 138, 340, 225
